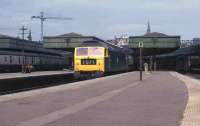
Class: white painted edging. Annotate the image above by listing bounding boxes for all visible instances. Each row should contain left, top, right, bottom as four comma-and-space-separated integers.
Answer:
170, 72, 200, 126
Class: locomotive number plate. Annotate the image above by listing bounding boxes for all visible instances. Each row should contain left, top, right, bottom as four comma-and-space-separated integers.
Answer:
81, 59, 96, 65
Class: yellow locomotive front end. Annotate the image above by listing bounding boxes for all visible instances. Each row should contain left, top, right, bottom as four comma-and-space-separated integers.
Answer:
74, 47, 105, 79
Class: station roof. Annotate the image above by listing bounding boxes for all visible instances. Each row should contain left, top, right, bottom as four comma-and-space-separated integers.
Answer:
130, 32, 180, 38
58, 32, 83, 37
156, 46, 200, 58
144, 32, 168, 37
44, 32, 96, 38
0, 33, 20, 39
0, 33, 67, 56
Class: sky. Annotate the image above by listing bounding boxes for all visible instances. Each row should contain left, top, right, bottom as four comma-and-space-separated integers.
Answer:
0, 0, 199, 41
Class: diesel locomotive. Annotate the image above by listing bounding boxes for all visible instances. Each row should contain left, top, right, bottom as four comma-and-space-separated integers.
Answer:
74, 40, 134, 79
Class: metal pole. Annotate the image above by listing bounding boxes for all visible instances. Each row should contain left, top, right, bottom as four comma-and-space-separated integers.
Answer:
41, 12, 44, 42
19, 25, 27, 40
19, 25, 27, 73
31, 11, 72, 42
22, 42, 24, 73
150, 56, 152, 72
22, 26, 24, 40
139, 47, 143, 81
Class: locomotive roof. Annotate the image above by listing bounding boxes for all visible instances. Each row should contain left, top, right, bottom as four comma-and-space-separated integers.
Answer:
81, 40, 133, 54
82, 40, 121, 51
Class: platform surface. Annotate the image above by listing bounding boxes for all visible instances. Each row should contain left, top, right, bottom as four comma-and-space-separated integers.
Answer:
0, 70, 73, 80
0, 71, 199, 126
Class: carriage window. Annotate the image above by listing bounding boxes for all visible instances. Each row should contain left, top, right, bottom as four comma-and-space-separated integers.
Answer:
10, 56, 12, 64
89, 47, 103, 56
4, 56, 7, 62
76, 48, 88, 56
19, 57, 21, 64
32, 57, 34, 64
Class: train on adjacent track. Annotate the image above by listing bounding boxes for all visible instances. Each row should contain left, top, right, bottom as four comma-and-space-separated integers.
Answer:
0, 50, 71, 72
175, 55, 200, 73
155, 45, 200, 73
0, 34, 73, 73
74, 40, 134, 79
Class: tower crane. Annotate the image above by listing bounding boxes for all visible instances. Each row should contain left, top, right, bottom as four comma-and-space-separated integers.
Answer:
31, 11, 72, 42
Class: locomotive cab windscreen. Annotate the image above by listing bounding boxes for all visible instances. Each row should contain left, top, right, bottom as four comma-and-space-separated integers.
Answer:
75, 47, 104, 57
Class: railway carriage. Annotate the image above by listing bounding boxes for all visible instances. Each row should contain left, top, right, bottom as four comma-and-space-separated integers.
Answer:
0, 51, 71, 72
0, 34, 72, 72
74, 40, 134, 79
190, 56, 200, 72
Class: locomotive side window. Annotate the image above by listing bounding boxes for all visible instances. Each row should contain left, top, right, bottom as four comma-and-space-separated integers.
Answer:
105, 49, 107, 56
106, 49, 109, 57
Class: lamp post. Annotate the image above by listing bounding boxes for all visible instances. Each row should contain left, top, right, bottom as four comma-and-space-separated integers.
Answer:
139, 42, 143, 81
19, 26, 27, 73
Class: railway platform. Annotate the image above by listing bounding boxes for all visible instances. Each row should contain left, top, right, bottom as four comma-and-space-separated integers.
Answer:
0, 71, 199, 126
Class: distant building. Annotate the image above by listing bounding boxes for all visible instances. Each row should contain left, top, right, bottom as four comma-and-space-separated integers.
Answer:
180, 38, 200, 48
146, 21, 151, 34
107, 35, 129, 47
43, 32, 103, 52
181, 40, 193, 48
116, 35, 129, 47
193, 38, 200, 45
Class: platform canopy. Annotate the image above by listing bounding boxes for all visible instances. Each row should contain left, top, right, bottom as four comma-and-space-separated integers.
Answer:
0, 33, 64, 55
129, 32, 181, 49
129, 32, 181, 56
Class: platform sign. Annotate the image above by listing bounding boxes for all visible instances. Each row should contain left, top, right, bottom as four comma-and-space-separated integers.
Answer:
138, 42, 143, 48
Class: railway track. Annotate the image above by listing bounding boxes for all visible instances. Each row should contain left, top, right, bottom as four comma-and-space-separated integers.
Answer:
0, 71, 132, 95
0, 73, 77, 95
